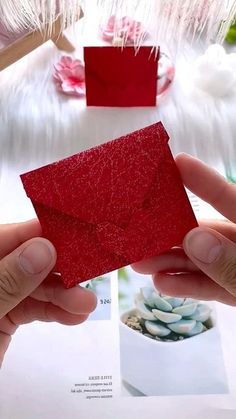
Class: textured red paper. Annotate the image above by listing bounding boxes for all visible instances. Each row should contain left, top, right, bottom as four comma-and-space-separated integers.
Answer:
84, 46, 159, 107
21, 123, 197, 288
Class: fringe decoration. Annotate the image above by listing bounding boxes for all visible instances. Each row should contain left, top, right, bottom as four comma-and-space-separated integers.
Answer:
97, 0, 236, 45
0, 0, 235, 44
0, 0, 83, 34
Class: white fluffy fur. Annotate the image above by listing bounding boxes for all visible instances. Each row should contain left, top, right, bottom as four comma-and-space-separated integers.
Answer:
0, 30, 236, 195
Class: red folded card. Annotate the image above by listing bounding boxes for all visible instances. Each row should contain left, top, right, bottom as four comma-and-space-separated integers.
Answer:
84, 46, 159, 107
21, 123, 197, 288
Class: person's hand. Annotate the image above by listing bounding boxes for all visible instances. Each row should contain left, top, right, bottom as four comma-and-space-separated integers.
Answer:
0, 220, 97, 366
133, 153, 236, 307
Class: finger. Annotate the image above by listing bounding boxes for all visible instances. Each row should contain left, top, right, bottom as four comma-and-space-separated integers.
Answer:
30, 275, 97, 314
132, 220, 236, 276
176, 153, 236, 223
8, 297, 89, 326
0, 220, 41, 259
153, 273, 236, 306
0, 238, 56, 319
0, 332, 11, 368
132, 248, 198, 275
0, 315, 18, 335
200, 219, 236, 242
183, 227, 236, 298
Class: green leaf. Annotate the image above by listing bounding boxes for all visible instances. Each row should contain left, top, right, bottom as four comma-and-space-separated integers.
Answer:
118, 292, 127, 300
225, 23, 236, 44
118, 268, 130, 283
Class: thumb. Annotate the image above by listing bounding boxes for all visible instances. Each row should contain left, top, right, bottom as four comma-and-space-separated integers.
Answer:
0, 238, 56, 318
183, 227, 236, 297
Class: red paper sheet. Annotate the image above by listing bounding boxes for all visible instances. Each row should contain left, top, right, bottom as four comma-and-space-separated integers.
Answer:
84, 46, 159, 107
21, 123, 197, 288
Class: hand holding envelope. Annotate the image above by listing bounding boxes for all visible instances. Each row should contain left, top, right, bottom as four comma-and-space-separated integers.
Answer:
21, 123, 197, 288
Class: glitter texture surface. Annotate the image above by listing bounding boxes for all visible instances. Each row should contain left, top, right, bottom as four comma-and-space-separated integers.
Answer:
21, 122, 197, 288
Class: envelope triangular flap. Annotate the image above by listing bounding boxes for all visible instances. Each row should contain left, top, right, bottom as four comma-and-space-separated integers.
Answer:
21, 122, 169, 227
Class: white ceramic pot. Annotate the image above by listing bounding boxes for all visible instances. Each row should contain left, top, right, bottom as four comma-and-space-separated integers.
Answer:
120, 309, 228, 396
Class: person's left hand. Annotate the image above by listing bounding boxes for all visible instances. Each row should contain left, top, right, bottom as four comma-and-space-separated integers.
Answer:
0, 220, 97, 366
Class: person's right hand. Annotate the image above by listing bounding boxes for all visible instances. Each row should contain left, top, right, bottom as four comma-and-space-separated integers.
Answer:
133, 154, 236, 307
0, 220, 97, 366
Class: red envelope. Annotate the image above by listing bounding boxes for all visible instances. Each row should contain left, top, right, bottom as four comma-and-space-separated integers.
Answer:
21, 123, 197, 288
84, 46, 159, 107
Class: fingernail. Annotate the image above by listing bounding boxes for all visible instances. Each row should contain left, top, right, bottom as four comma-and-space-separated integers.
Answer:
185, 229, 222, 264
19, 240, 55, 274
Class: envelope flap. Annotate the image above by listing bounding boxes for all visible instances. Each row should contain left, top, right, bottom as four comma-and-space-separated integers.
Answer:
21, 122, 169, 226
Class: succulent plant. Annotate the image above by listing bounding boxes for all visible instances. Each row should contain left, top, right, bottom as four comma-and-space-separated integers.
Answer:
85, 275, 109, 291
129, 287, 212, 342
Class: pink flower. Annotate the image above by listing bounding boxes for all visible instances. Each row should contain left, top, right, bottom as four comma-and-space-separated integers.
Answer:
53, 56, 85, 97
101, 15, 148, 46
